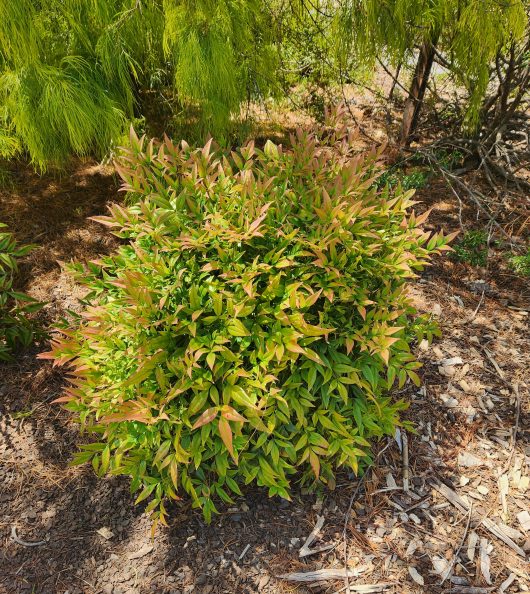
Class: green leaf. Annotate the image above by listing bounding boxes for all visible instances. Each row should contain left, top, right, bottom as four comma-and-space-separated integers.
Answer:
227, 319, 250, 337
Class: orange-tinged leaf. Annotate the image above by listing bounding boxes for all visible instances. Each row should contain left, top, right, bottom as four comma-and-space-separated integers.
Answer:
191, 407, 218, 430
218, 417, 235, 460
309, 450, 320, 479
415, 208, 432, 226
89, 215, 120, 228
36, 350, 56, 360
222, 406, 247, 423
380, 349, 390, 365
285, 341, 305, 355
169, 459, 179, 489
101, 411, 150, 424
51, 395, 76, 404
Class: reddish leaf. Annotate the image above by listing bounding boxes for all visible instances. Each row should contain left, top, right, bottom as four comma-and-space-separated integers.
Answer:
218, 417, 235, 460
222, 406, 247, 423
309, 451, 320, 479
191, 407, 218, 430
51, 395, 76, 404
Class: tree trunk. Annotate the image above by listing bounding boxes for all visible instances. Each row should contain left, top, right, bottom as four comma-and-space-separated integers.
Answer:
400, 39, 438, 145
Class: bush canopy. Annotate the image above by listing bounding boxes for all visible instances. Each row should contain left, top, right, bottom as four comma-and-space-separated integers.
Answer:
44, 120, 454, 526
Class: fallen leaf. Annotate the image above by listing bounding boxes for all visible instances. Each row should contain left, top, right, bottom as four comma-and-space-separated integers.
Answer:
405, 538, 421, 557
408, 567, 424, 585
127, 543, 154, 560
479, 538, 491, 585
499, 573, 516, 593
458, 451, 486, 467
386, 473, 398, 489
467, 531, 479, 562
517, 510, 530, 532
96, 527, 114, 540
432, 556, 450, 576
498, 474, 509, 519
440, 356, 463, 366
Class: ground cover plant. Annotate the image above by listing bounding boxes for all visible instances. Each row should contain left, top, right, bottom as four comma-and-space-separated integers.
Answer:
452, 229, 488, 267
43, 119, 455, 527
0, 223, 42, 360
508, 246, 530, 276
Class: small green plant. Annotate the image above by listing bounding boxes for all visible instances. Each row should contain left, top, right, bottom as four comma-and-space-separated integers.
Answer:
0, 224, 42, 360
378, 169, 429, 191
436, 148, 464, 170
452, 230, 488, 266
43, 124, 454, 528
508, 247, 530, 276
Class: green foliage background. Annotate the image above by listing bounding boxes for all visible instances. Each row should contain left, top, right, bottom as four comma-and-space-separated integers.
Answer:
0, 0, 277, 169
0, 1, 526, 169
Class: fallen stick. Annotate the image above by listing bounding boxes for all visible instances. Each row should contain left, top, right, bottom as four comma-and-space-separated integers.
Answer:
482, 347, 505, 380
448, 588, 495, 594
299, 515, 334, 557
238, 543, 251, 561
333, 584, 393, 594
402, 431, 410, 492
431, 481, 525, 557
278, 569, 392, 592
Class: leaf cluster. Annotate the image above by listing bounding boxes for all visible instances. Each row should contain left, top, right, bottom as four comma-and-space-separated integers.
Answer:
45, 120, 454, 526
0, 224, 42, 360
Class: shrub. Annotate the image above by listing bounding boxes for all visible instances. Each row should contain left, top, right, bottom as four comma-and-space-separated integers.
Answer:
0, 224, 42, 360
43, 125, 454, 527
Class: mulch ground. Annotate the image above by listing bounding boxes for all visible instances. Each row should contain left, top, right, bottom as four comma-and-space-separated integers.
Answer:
0, 140, 528, 594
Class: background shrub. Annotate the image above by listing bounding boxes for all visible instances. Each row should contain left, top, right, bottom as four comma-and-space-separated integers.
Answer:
44, 122, 454, 527
0, 223, 42, 360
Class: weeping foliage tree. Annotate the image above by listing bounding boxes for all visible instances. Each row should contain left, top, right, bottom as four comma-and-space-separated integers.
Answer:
0, 1, 526, 168
331, 0, 527, 143
0, 0, 277, 169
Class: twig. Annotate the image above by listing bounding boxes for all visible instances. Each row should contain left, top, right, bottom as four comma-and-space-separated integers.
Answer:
468, 290, 485, 322
402, 431, 410, 492
299, 515, 334, 557
481, 347, 505, 380
342, 476, 367, 594
333, 584, 393, 593
440, 503, 473, 584
451, 586, 495, 594
278, 569, 392, 593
